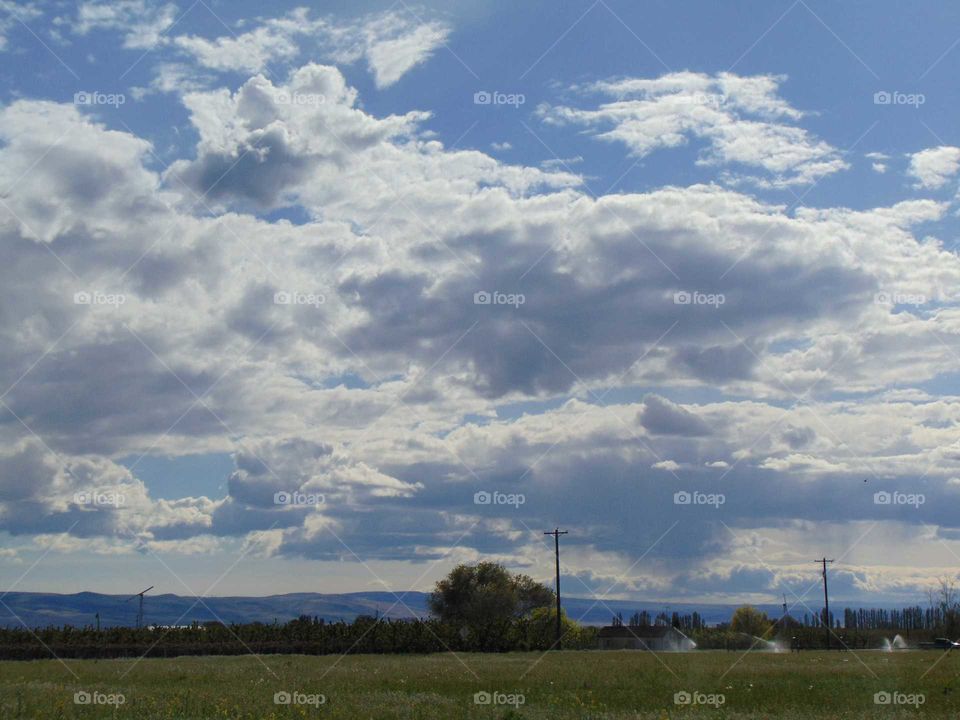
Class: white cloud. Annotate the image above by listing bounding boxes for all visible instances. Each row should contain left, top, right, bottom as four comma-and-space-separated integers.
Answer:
539, 71, 848, 187
359, 11, 450, 88
2, 61, 960, 594
170, 8, 449, 88
75, 0, 177, 49
907, 146, 960, 190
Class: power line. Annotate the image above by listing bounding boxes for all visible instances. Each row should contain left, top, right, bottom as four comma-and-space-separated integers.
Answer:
544, 528, 568, 650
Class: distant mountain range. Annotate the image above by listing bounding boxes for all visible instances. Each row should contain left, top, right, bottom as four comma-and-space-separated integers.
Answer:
0, 591, 798, 629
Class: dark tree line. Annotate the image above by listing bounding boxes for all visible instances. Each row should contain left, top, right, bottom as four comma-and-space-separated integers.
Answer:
0, 613, 599, 660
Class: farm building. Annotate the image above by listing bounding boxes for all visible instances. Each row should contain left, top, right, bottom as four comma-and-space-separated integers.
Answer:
597, 625, 696, 651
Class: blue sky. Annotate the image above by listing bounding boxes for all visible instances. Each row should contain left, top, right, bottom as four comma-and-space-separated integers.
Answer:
2, 0, 960, 611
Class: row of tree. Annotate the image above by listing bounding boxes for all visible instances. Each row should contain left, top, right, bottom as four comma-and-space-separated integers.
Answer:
3, 565, 958, 658
0, 563, 597, 659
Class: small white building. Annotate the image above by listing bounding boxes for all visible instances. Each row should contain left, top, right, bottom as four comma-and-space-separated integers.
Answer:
597, 625, 696, 651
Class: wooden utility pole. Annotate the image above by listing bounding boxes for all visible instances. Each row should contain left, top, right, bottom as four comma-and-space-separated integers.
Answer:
814, 558, 834, 649
544, 528, 568, 649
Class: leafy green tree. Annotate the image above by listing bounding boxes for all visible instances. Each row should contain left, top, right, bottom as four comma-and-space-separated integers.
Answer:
730, 605, 773, 638
428, 562, 554, 650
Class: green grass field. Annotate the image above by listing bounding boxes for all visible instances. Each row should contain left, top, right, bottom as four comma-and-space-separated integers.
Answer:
0, 650, 957, 719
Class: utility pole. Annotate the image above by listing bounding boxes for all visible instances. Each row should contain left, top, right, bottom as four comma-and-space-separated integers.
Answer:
95, 612, 100, 632
814, 559, 834, 649
544, 528, 568, 649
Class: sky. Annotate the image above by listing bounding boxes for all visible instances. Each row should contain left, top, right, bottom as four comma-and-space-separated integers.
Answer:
1, 0, 960, 614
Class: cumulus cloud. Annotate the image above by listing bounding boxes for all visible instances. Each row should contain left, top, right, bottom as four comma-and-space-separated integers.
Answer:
538, 71, 848, 187
639, 394, 712, 436
170, 7, 449, 88
74, 0, 177, 49
2, 60, 960, 600
357, 11, 450, 88
907, 146, 960, 190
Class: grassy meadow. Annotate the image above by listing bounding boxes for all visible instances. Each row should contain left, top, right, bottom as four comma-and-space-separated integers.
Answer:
0, 649, 958, 719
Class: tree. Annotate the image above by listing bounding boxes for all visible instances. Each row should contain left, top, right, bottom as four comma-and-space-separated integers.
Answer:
928, 576, 960, 636
428, 562, 554, 650
523, 607, 580, 649
730, 605, 773, 638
